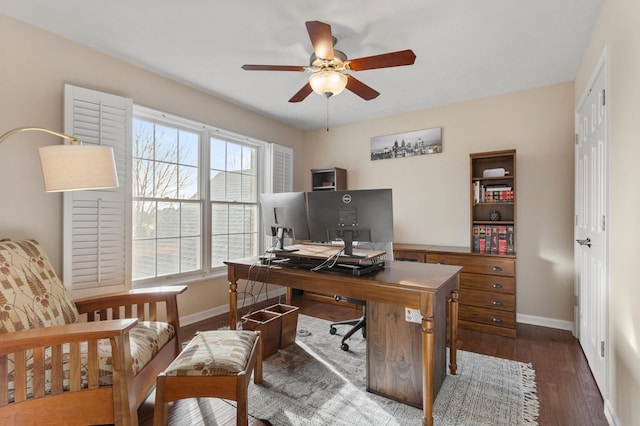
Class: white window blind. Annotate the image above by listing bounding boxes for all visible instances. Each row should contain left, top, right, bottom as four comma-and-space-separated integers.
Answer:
63, 84, 132, 297
269, 143, 293, 193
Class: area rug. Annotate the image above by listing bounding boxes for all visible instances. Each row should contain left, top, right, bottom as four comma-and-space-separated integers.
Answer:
239, 314, 538, 425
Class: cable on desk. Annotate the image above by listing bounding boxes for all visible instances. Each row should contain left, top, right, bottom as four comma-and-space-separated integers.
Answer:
310, 246, 344, 272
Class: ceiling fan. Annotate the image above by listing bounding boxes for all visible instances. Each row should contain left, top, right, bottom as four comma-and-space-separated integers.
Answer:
242, 21, 416, 103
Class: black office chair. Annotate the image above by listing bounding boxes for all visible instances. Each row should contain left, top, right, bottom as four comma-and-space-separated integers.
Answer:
329, 242, 392, 351
329, 297, 366, 351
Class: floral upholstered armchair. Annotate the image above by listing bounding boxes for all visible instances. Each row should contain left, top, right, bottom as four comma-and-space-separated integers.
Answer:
0, 239, 186, 425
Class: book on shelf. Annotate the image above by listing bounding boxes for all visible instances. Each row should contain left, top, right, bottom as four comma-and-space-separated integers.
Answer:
498, 225, 507, 255
507, 225, 515, 254
485, 226, 492, 253
472, 225, 480, 252
490, 225, 499, 254
484, 185, 511, 191
479, 225, 486, 253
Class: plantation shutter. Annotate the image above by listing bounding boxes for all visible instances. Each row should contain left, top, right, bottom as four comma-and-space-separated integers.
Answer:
63, 84, 132, 297
270, 143, 293, 193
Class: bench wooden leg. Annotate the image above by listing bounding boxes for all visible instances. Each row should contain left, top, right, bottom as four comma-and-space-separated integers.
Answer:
254, 333, 263, 384
236, 373, 249, 426
153, 373, 168, 426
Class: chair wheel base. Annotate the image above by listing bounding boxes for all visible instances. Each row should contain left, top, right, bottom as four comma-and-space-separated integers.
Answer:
341, 343, 350, 351
329, 327, 337, 335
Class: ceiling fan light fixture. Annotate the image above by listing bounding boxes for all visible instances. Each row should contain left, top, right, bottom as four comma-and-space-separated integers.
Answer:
309, 70, 348, 97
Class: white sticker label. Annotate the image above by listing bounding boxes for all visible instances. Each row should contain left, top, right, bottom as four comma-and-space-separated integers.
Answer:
405, 308, 422, 324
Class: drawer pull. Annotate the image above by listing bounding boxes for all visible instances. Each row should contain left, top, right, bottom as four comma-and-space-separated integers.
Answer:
398, 258, 418, 262
491, 300, 503, 306
437, 262, 445, 265
491, 283, 503, 289
492, 317, 503, 323
492, 266, 503, 272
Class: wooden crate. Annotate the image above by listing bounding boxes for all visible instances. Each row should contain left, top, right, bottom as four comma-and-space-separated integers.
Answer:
241, 310, 282, 358
265, 304, 299, 349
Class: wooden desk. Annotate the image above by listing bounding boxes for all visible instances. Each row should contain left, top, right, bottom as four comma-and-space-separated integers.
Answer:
225, 255, 460, 426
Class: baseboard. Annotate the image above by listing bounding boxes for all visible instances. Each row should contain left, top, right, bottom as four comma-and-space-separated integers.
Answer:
516, 313, 574, 331
604, 399, 619, 426
180, 287, 287, 326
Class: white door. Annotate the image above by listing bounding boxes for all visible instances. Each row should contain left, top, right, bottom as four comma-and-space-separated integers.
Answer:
575, 52, 608, 396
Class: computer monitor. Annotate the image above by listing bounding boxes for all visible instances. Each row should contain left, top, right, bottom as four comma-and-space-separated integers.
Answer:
307, 188, 394, 257
260, 191, 310, 252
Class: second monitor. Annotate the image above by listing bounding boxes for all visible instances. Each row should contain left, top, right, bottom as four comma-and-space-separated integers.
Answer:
260, 191, 310, 252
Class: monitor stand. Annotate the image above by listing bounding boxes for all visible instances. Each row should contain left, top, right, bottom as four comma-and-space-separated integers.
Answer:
338, 230, 366, 258
266, 227, 299, 253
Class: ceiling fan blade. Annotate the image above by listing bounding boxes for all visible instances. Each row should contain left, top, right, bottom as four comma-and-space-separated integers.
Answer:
242, 64, 306, 72
306, 21, 334, 60
346, 75, 380, 101
347, 50, 416, 71
289, 83, 314, 103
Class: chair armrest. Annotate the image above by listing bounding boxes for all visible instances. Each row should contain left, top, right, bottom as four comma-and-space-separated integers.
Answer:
74, 285, 187, 312
0, 319, 138, 356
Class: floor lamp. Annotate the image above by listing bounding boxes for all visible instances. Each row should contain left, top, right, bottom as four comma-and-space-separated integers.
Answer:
0, 127, 119, 192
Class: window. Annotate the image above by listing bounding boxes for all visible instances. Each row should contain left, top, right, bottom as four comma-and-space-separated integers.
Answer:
132, 109, 263, 284
132, 119, 202, 280
210, 137, 259, 268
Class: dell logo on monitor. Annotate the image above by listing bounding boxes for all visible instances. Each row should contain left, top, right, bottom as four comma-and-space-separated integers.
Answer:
342, 193, 352, 204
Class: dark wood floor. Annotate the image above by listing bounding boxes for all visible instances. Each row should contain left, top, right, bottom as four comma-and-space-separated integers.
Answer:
139, 295, 608, 426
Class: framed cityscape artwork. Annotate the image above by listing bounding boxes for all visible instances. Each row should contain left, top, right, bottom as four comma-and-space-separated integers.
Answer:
370, 127, 442, 161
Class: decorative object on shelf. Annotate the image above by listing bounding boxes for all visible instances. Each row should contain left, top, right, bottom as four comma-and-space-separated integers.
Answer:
370, 127, 442, 161
482, 167, 506, 178
490, 210, 501, 221
0, 126, 118, 192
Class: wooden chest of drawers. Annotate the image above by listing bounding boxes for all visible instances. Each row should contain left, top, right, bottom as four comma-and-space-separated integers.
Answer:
428, 251, 516, 337
395, 244, 517, 338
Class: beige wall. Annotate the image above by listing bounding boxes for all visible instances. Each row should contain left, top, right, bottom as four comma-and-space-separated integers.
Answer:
575, 0, 640, 424
304, 83, 576, 325
0, 14, 305, 319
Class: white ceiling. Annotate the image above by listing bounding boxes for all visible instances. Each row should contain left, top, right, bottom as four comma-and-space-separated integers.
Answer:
1, 0, 603, 130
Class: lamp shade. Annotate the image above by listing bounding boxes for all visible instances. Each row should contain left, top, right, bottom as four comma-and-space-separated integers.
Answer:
38, 144, 119, 192
309, 70, 348, 97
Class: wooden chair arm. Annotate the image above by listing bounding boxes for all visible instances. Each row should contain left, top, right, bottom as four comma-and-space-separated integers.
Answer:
0, 319, 138, 356
74, 285, 187, 313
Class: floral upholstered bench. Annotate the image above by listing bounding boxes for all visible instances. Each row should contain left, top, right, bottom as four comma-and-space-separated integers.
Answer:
0, 239, 186, 425
154, 330, 263, 426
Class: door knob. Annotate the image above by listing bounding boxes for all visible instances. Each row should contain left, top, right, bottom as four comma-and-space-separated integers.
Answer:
576, 238, 592, 248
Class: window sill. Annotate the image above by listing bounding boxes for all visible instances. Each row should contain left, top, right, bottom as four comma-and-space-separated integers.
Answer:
132, 268, 227, 289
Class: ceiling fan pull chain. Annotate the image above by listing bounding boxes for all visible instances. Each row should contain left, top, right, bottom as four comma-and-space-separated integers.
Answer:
326, 95, 330, 132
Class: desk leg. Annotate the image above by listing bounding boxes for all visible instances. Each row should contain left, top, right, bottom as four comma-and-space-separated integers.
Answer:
421, 301, 435, 426
286, 287, 292, 305
449, 290, 459, 375
229, 280, 238, 330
